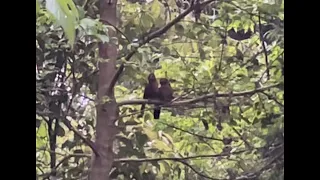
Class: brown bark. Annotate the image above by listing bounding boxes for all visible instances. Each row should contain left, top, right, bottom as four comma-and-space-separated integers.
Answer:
89, 0, 119, 180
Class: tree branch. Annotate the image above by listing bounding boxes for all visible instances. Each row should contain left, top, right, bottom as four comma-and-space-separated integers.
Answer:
116, 150, 246, 163
55, 153, 91, 169
118, 83, 281, 106
260, 91, 284, 107
48, 150, 247, 167
232, 127, 253, 150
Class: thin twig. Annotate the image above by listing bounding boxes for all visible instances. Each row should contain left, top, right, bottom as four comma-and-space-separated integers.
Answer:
232, 127, 253, 150
161, 122, 223, 141
217, 25, 227, 72
176, 159, 225, 180
118, 106, 155, 119
99, 19, 130, 43
258, 50, 284, 83
66, 62, 78, 113
260, 91, 284, 107
258, 12, 270, 80
78, 94, 95, 102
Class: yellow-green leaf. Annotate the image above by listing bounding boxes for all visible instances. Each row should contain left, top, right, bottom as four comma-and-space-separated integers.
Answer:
57, 0, 79, 20
161, 132, 174, 146
46, 0, 79, 47
36, 0, 40, 16
143, 127, 158, 140
140, 13, 154, 29
36, 121, 48, 148
150, 0, 161, 19
37, 120, 48, 138
152, 139, 172, 151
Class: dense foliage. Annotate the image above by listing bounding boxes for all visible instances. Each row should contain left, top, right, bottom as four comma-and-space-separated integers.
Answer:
36, 0, 284, 179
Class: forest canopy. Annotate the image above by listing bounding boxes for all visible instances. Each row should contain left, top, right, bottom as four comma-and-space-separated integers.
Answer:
36, 0, 284, 179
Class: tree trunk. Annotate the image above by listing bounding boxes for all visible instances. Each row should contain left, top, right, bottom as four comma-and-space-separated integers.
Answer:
89, 0, 118, 180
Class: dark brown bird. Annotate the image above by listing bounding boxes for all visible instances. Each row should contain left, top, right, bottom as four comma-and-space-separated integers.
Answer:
138, 73, 160, 119
155, 78, 174, 119
159, 78, 174, 101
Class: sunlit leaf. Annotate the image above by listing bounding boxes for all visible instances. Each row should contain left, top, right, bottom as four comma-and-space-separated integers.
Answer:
150, 0, 162, 19
143, 127, 158, 140
46, 0, 79, 46
152, 139, 172, 151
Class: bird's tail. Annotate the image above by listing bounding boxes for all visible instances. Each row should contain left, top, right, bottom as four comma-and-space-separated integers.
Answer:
153, 105, 161, 119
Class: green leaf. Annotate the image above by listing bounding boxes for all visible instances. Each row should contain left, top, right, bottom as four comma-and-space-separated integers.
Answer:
212, 19, 223, 27
185, 31, 197, 40
150, 0, 162, 19
96, 34, 109, 43
259, 4, 281, 15
56, 125, 65, 136
175, 24, 184, 34
143, 127, 158, 140
46, 0, 79, 46
159, 161, 170, 174
80, 18, 98, 29
140, 13, 154, 29
199, 47, 206, 60
57, 0, 79, 20
161, 132, 174, 146
230, 20, 241, 32
77, 5, 86, 20
37, 121, 48, 138
36, 121, 48, 148
153, 139, 172, 151
36, 0, 40, 16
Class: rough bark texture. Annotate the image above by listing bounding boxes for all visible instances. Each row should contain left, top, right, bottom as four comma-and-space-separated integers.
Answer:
89, 0, 118, 180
